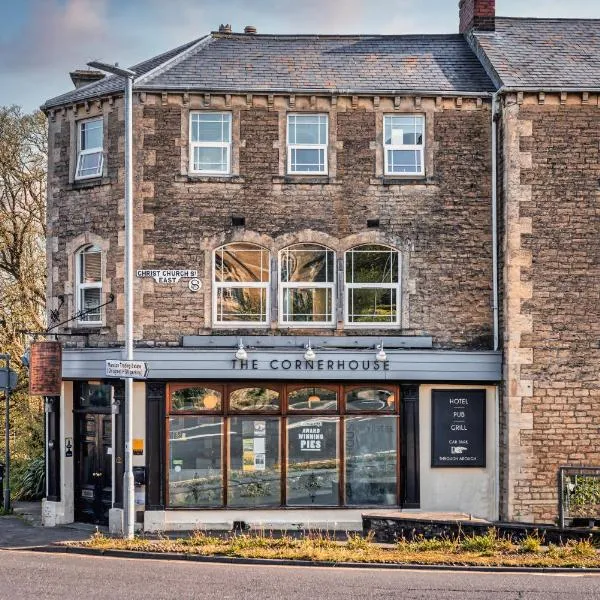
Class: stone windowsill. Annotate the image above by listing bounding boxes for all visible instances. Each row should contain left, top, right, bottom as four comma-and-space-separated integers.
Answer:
371, 176, 438, 186
175, 174, 245, 184
272, 175, 341, 185
66, 177, 112, 191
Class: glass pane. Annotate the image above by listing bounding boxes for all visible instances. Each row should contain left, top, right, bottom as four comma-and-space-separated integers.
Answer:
290, 148, 325, 172
346, 246, 398, 284
346, 388, 396, 412
280, 245, 334, 283
81, 250, 101, 283
80, 287, 101, 321
282, 287, 333, 323
77, 151, 103, 177
216, 287, 267, 322
345, 416, 397, 505
169, 416, 223, 507
347, 288, 397, 323
171, 387, 222, 412
287, 387, 338, 411
81, 119, 103, 150
287, 417, 340, 506
384, 116, 423, 146
387, 149, 421, 174
79, 383, 112, 409
228, 417, 281, 507
229, 388, 280, 412
193, 146, 228, 172
288, 114, 327, 144
191, 113, 231, 142
215, 243, 269, 283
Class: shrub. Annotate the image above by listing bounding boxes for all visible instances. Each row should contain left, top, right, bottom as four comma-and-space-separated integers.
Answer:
13, 455, 45, 500
519, 535, 542, 554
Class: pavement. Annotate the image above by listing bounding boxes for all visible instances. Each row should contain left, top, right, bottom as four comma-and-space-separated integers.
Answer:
0, 502, 96, 549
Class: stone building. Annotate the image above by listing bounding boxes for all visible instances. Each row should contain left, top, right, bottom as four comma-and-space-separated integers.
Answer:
39, 0, 599, 531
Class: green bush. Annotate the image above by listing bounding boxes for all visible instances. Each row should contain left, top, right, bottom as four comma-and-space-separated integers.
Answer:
13, 455, 45, 501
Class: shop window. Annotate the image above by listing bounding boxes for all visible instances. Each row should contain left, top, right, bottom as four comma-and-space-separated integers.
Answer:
168, 416, 223, 507
345, 416, 397, 505
76, 245, 103, 324
383, 115, 424, 176
189, 112, 232, 174
345, 387, 396, 413
229, 387, 280, 412
170, 385, 222, 412
287, 416, 340, 506
279, 243, 335, 326
345, 244, 400, 326
287, 386, 338, 412
227, 417, 281, 507
287, 114, 328, 174
75, 117, 104, 180
213, 243, 270, 325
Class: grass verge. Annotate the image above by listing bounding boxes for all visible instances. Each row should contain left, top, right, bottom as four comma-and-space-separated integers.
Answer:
73, 528, 600, 568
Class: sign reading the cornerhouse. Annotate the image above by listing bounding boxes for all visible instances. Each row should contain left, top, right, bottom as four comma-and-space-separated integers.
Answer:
431, 389, 486, 468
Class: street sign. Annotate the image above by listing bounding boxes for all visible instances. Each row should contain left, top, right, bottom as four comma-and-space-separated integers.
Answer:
105, 360, 148, 379
0, 369, 18, 391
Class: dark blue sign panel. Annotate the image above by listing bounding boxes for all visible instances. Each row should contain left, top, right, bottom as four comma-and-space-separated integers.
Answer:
431, 389, 486, 468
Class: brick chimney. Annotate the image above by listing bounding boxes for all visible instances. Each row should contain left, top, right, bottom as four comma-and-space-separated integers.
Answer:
459, 0, 495, 33
69, 70, 105, 89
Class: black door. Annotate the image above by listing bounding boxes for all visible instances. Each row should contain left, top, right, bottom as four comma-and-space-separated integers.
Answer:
75, 413, 112, 524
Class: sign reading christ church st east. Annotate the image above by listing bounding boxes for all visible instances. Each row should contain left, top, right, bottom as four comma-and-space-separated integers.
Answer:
431, 389, 486, 468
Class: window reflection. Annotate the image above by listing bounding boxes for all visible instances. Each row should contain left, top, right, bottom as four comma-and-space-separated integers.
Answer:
287, 417, 340, 505
229, 388, 280, 411
346, 388, 396, 412
79, 383, 112, 409
287, 387, 338, 411
228, 417, 281, 507
171, 387, 222, 412
169, 416, 223, 507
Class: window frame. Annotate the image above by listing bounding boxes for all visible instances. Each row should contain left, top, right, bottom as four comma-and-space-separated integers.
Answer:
278, 243, 336, 328
212, 243, 270, 328
189, 111, 232, 175
383, 114, 425, 177
75, 245, 103, 326
344, 244, 402, 329
75, 117, 104, 181
286, 113, 329, 175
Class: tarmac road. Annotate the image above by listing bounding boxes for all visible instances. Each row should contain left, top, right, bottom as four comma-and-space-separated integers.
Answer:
0, 549, 599, 600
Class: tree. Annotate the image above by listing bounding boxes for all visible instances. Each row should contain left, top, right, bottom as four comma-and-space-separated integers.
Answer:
0, 105, 47, 484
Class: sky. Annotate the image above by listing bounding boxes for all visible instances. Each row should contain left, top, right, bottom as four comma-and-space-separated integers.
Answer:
0, 0, 598, 112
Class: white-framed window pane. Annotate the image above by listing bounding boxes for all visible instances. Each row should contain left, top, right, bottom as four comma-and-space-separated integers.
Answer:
347, 288, 398, 323
384, 116, 423, 146
282, 288, 333, 323
76, 151, 103, 178
287, 115, 327, 144
215, 244, 269, 283
80, 287, 102, 322
193, 146, 228, 172
216, 287, 267, 322
290, 148, 325, 172
387, 149, 421, 174
81, 119, 103, 150
281, 246, 334, 283
346, 246, 399, 284
191, 113, 231, 143
81, 250, 101, 283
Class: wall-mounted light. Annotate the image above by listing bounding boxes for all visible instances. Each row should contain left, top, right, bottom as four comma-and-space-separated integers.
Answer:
376, 340, 387, 362
235, 338, 248, 361
304, 340, 316, 361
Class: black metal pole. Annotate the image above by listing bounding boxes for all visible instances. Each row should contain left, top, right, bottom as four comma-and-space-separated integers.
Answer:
3, 355, 10, 511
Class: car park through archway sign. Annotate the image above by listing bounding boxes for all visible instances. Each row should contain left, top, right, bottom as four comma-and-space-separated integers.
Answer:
105, 360, 148, 379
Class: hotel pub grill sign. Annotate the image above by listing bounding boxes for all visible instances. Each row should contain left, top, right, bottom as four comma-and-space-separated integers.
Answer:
431, 389, 486, 467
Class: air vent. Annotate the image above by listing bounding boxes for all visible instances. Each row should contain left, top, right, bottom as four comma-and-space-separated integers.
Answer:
231, 216, 246, 227
367, 218, 380, 228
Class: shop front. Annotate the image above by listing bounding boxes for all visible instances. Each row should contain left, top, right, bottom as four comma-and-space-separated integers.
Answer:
43, 336, 502, 531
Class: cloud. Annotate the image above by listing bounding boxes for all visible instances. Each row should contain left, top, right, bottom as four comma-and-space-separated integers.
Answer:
0, 0, 109, 71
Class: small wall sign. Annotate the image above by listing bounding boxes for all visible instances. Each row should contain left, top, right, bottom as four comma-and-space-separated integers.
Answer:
65, 437, 73, 458
431, 389, 486, 468
136, 269, 198, 284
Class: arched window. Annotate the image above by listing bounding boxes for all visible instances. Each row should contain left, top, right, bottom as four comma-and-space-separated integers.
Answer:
279, 243, 335, 326
76, 245, 103, 324
345, 244, 401, 326
213, 243, 270, 325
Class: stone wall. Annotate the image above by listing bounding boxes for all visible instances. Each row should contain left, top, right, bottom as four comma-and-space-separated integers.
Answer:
47, 93, 494, 350
502, 92, 600, 522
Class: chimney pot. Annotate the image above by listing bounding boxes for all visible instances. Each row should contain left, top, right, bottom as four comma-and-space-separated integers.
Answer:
218, 24, 232, 34
244, 25, 257, 35
459, 0, 495, 34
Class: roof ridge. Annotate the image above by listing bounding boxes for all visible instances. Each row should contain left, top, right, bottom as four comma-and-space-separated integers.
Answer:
135, 35, 214, 87
495, 15, 600, 22
210, 32, 468, 39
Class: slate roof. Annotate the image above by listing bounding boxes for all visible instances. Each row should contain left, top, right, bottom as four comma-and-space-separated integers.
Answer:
472, 18, 600, 88
42, 33, 494, 109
